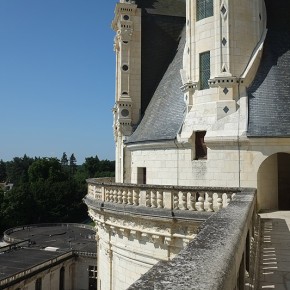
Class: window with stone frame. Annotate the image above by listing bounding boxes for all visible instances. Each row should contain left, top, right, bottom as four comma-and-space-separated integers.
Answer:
199, 51, 210, 90
88, 265, 97, 290
196, 0, 214, 21
35, 278, 42, 290
59, 267, 65, 290
195, 131, 207, 160
137, 167, 146, 184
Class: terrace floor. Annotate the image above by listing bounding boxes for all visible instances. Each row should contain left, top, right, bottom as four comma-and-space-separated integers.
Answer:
258, 211, 290, 290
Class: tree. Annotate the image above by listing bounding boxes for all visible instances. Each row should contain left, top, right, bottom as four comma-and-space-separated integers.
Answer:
0, 160, 6, 182
69, 154, 77, 174
84, 155, 100, 177
5, 155, 34, 185
28, 158, 65, 183
1, 184, 35, 228
0, 154, 114, 231
60, 152, 68, 167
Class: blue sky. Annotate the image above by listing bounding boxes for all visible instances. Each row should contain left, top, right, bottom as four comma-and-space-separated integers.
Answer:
0, 0, 117, 163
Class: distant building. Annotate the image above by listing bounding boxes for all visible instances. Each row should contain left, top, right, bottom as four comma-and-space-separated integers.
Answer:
0, 223, 97, 290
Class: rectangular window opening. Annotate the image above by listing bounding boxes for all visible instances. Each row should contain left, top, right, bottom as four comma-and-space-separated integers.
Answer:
88, 265, 98, 290
199, 51, 210, 90
195, 131, 207, 160
197, 0, 213, 21
137, 167, 146, 184
35, 278, 42, 290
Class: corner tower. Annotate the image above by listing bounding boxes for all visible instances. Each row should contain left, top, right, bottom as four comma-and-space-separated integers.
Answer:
180, 0, 266, 141
112, 0, 141, 182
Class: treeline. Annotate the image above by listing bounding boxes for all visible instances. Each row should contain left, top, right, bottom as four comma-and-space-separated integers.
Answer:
0, 154, 114, 233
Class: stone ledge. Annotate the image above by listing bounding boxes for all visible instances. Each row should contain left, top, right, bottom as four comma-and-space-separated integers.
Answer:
86, 179, 243, 193
127, 189, 256, 290
84, 197, 213, 221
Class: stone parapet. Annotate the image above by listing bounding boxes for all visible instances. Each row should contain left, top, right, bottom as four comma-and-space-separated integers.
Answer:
85, 180, 251, 290
86, 179, 240, 213
127, 189, 258, 290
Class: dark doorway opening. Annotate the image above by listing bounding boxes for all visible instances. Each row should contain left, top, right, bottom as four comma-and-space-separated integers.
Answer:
278, 153, 290, 210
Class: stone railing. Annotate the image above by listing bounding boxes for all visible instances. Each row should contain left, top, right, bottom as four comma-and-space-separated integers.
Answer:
127, 189, 259, 290
86, 178, 240, 213
0, 239, 30, 253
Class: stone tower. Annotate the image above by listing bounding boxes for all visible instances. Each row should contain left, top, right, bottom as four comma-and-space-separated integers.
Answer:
112, 0, 141, 182
112, 0, 290, 207
89, 0, 290, 288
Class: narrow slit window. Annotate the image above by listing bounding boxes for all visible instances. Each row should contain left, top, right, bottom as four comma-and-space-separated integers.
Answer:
199, 51, 210, 90
195, 131, 207, 160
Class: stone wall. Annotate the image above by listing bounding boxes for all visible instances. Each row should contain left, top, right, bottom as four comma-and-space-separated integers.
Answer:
125, 137, 290, 210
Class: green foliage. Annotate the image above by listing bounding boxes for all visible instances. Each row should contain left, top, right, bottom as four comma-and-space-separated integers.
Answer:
83, 155, 114, 178
0, 160, 6, 182
0, 154, 115, 233
84, 155, 100, 177
5, 155, 34, 185
60, 152, 68, 167
28, 158, 65, 183
69, 153, 77, 174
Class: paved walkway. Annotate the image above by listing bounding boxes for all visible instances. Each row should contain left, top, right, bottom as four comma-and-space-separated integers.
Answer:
258, 211, 290, 290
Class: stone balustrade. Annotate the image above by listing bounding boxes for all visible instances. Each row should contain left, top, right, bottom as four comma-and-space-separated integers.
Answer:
87, 178, 239, 213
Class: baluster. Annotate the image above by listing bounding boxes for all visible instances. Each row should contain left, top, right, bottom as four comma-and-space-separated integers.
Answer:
113, 189, 118, 203
145, 191, 151, 207
127, 189, 133, 205
117, 190, 122, 204
188, 192, 196, 211
109, 190, 114, 202
173, 192, 179, 210
178, 191, 187, 210
122, 190, 128, 204
205, 192, 213, 212
225, 192, 232, 207
196, 192, 205, 211
151, 190, 157, 208
217, 193, 223, 210
157, 191, 163, 208
105, 189, 110, 201
133, 189, 139, 206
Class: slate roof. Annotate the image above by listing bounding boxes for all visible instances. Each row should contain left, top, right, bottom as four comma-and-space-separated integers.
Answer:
135, 0, 186, 116
126, 26, 186, 144
0, 248, 67, 280
6, 224, 96, 253
247, 0, 290, 137
0, 224, 96, 285
135, 0, 186, 17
